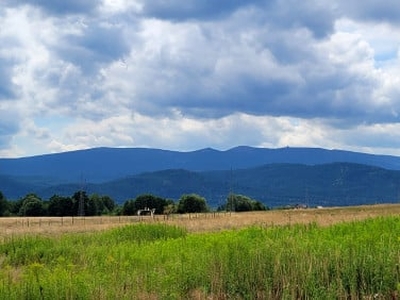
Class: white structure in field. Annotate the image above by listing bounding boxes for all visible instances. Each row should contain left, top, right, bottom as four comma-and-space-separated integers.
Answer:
137, 207, 156, 217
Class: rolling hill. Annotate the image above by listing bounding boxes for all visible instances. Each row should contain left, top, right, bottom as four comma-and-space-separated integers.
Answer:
1, 146, 400, 183
81, 162, 400, 207
1, 147, 400, 207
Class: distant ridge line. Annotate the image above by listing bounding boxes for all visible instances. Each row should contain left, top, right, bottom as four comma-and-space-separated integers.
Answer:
1, 146, 400, 185
4, 145, 400, 159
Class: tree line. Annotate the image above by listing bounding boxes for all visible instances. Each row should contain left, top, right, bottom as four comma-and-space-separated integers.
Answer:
0, 191, 268, 217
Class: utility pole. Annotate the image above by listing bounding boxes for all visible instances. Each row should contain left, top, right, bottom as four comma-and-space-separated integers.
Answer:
229, 167, 234, 215
78, 175, 86, 217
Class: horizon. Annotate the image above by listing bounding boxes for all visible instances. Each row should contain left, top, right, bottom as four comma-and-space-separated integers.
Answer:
2, 145, 400, 207
2, 144, 400, 160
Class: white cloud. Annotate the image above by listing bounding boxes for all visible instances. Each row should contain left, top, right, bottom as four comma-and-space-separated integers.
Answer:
1, 1, 400, 158
99, 0, 142, 16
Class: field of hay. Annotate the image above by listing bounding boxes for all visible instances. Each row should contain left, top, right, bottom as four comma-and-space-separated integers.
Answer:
0, 204, 399, 299
1, 203, 399, 236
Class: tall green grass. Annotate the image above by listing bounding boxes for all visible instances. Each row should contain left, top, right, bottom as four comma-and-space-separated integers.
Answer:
0, 218, 399, 299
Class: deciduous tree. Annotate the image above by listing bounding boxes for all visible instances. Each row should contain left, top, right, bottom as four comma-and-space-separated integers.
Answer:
48, 195, 73, 216
177, 194, 208, 213
0, 191, 9, 216
134, 194, 168, 215
122, 199, 136, 215
19, 193, 45, 216
225, 193, 268, 212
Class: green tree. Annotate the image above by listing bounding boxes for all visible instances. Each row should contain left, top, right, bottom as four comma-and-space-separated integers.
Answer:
0, 191, 9, 216
72, 190, 89, 216
48, 195, 74, 216
122, 199, 136, 215
83, 194, 117, 216
177, 194, 208, 213
9, 198, 24, 216
85, 196, 98, 216
225, 193, 267, 212
134, 194, 168, 215
163, 203, 176, 215
251, 200, 268, 211
100, 195, 116, 214
19, 193, 45, 216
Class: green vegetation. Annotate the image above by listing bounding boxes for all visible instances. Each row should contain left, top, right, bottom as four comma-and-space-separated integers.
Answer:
0, 189, 268, 217
3, 192, 118, 217
0, 217, 399, 299
219, 193, 268, 212
0, 191, 9, 216
122, 194, 174, 215
177, 193, 208, 213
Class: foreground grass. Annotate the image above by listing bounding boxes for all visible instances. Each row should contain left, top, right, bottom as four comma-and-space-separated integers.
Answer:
0, 218, 399, 299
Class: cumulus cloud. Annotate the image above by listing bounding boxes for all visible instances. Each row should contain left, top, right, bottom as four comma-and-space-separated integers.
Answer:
1, 0, 400, 157
5, 0, 99, 15
0, 103, 20, 150
139, 0, 257, 21
338, 0, 400, 24
54, 21, 131, 74
0, 59, 17, 100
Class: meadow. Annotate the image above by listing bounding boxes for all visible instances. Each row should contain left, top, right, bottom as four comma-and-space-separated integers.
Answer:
0, 205, 399, 299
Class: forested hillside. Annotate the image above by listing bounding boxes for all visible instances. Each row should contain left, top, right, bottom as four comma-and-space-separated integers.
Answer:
2, 162, 399, 208
2, 146, 400, 183
2, 147, 400, 207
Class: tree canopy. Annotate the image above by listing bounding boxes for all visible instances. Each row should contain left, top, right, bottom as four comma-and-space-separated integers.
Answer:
0, 191, 9, 216
222, 193, 268, 212
121, 194, 173, 215
48, 195, 74, 216
19, 193, 45, 216
0, 190, 269, 217
177, 194, 208, 213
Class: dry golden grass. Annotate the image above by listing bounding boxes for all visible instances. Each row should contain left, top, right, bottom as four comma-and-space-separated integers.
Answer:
165, 203, 400, 232
0, 203, 399, 237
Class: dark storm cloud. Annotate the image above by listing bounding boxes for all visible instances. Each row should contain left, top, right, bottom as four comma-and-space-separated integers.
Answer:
125, 3, 372, 123
55, 23, 130, 73
192, 74, 375, 121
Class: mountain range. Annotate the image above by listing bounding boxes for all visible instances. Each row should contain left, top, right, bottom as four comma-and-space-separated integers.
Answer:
1, 146, 400, 207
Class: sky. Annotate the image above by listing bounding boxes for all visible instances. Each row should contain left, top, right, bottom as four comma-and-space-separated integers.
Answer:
1, 0, 400, 158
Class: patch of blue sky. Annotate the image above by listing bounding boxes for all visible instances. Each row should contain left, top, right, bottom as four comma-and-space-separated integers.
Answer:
34, 115, 72, 131
374, 49, 399, 68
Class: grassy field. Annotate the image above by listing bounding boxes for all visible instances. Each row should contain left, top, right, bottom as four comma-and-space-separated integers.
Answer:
1, 203, 400, 236
0, 204, 399, 299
